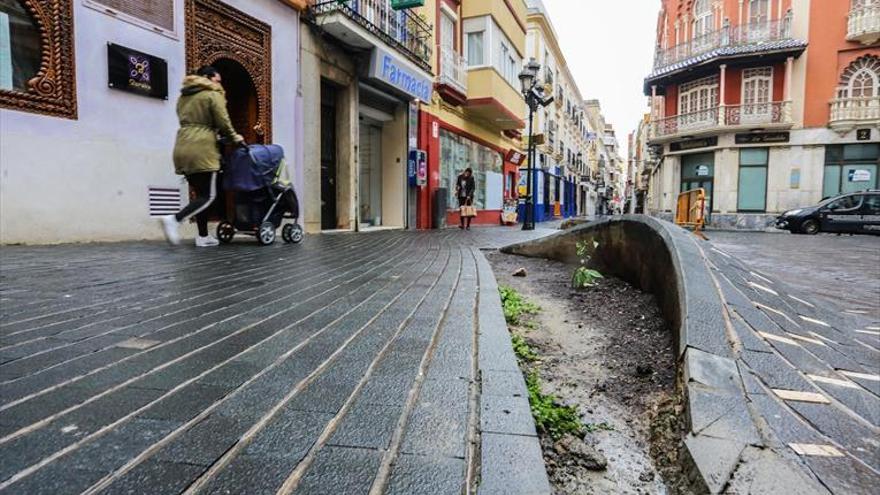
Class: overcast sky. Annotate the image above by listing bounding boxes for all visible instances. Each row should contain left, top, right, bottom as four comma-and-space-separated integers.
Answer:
541, 0, 658, 155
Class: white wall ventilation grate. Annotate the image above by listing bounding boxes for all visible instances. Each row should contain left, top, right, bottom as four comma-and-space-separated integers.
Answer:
148, 186, 182, 217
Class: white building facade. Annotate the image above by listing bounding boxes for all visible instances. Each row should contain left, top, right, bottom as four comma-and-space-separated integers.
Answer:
0, 0, 306, 243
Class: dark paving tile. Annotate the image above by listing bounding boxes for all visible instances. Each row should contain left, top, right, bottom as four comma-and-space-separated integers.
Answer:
401, 378, 469, 458
740, 350, 813, 392
812, 382, 880, 427
101, 460, 207, 495
1, 459, 108, 495
243, 409, 334, 461
0, 426, 91, 481
480, 394, 536, 437
748, 394, 825, 446
385, 453, 465, 495
789, 401, 880, 471
152, 415, 250, 466
0, 385, 97, 427
479, 432, 550, 495
803, 454, 880, 495
137, 384, 231, 422
198, 455, 292, 495
293, 446, 382, 495
67, 418, 182, 472
327, 403, 403, 450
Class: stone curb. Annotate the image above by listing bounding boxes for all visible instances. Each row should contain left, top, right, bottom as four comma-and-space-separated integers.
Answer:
474, 251, 552, 495
500, 215, 828, 494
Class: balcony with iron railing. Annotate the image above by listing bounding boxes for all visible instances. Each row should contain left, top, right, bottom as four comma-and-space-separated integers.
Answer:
847, 2, 880, 44
313, 0, 432, 71
437, 45, 467, 95
653, 16, 795, 72
829, 96, 880, 132
650, 101, 792, 141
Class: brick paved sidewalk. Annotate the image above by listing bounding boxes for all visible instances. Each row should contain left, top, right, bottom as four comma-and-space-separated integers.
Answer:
0, 228, 550, 494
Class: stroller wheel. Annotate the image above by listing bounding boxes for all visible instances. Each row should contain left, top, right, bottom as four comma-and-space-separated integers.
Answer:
282, 223, 304, 244
257, 221, 276, 246
217, 222, 235, 244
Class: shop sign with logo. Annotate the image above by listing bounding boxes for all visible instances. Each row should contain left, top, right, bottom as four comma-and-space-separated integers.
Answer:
735, 132, 790, 144
391, 0, 424, 9
696, 165, 710, 176
107, 43, 168, 100
506, 149, 526, 166
849, 169, 872, 182
369, 48, 432, 102
670, 136, 718, 152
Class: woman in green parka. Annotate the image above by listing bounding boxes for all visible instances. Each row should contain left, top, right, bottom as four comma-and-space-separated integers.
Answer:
160, 66, 243, 247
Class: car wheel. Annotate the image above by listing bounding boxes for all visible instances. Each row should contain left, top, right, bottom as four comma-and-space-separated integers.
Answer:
801, 219, 819, 235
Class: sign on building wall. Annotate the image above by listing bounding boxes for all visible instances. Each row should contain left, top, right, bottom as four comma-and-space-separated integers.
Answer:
734, 132, 790, 144
369, 48, 432, 102
849, 169, 872, 182
107, 43, 168, 100
506, 149, 526, 166
670, 136, 717, 152
391, 0, 425, 9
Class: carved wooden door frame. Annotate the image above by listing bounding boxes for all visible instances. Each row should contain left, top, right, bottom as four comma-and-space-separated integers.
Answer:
184, 0, 272, 142
0, 0, 77, 119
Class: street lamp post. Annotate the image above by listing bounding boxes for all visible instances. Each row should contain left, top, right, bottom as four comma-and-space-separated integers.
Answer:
518, 58, 552, 231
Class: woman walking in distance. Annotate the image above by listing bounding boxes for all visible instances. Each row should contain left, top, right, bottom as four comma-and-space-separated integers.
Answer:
456, 167, 476, 230
161, 66, 243, 246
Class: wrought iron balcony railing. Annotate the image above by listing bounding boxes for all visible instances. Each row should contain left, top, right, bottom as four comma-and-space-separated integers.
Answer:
653, 16, 793, 70
313, 0, 432, 70
847, 4, 880, 44
724, 101, 792, 126
650, 101, 792, 139
437, 45, 467, 94
830, 96, 880, 125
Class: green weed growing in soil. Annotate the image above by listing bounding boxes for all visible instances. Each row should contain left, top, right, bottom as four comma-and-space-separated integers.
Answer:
499, 286, 540, 324
511, 334, 538, 362
571, 240, 603, 289
525, 371, 584, 440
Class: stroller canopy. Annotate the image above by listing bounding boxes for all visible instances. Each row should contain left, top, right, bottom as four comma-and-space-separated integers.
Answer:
224, 144, 285, 192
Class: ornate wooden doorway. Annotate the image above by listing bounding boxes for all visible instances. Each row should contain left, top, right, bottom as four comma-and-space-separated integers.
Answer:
185, 0, 272, 144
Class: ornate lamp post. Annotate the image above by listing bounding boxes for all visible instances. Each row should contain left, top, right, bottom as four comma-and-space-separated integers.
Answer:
519, 58, 552, 230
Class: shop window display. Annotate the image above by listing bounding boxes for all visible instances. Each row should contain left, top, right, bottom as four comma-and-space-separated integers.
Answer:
440, 129, 504, 210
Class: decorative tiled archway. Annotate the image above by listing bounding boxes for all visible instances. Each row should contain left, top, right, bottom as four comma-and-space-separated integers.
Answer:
184, 0, 272, 142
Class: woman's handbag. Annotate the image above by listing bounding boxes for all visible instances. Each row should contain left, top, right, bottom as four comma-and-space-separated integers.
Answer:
460, 200, 477, 218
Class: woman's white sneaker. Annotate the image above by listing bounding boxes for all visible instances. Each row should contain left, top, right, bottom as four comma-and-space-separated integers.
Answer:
195, 235, 220, 247
160, 215, 181, 245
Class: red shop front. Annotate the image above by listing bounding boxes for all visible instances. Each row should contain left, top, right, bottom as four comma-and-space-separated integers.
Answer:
416, 111, 523, 229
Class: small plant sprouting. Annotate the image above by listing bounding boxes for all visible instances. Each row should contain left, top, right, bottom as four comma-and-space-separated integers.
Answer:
526, 371, 585, 440
571, 240, 604, 289
499, 286, 540, 325
511, 333, 538, 362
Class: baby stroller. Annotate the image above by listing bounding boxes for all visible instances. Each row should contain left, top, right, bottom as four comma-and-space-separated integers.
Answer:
218, 144, 303, 246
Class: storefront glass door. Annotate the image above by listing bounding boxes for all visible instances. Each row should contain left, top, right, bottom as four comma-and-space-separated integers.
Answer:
681, 153, 715, 221
359, 121, 383, 226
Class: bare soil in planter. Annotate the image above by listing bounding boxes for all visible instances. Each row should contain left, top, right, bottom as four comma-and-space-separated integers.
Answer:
487, 251, 688, 495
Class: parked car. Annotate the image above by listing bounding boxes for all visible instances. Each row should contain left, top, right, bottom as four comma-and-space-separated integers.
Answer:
775, 191, 880, 235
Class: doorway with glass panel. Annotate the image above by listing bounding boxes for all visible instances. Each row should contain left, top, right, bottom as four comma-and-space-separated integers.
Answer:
359, 119, 383, 227
742, 67, 773, 123
681, 153, 715, 222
